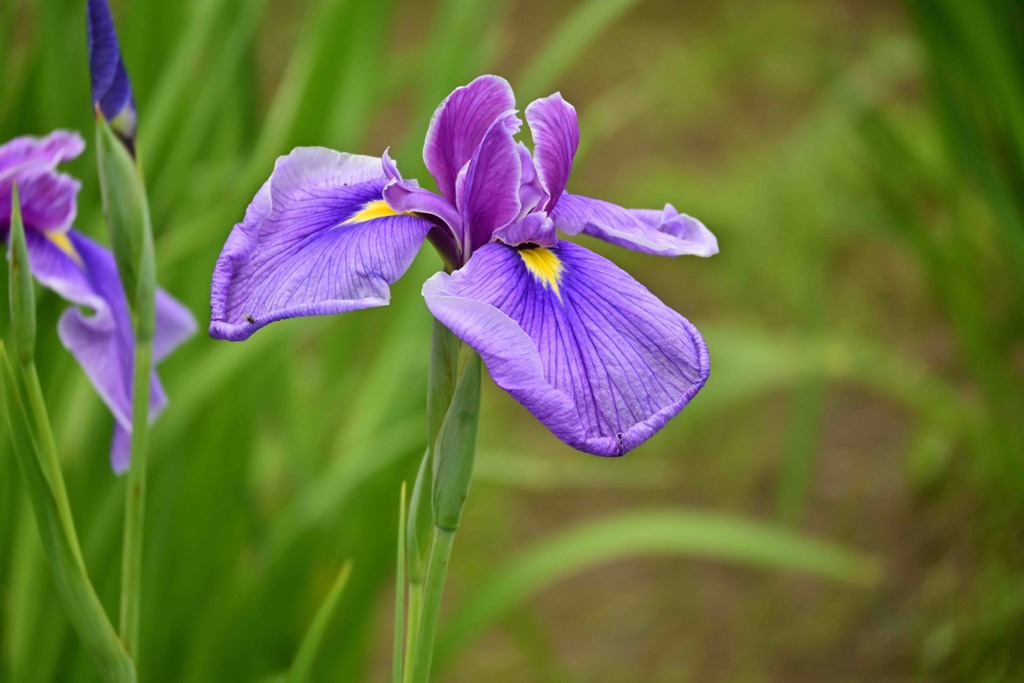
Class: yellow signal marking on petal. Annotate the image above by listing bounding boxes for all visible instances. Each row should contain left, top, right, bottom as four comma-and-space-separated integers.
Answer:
519, 247, 564, 300
46, 231, 83, 266
342, 200, 408, 225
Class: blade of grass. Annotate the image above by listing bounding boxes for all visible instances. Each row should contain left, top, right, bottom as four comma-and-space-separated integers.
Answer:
286, 561, 353, 683
393, 483, 407, 683
518, 0, 645, 101
434, 509, 883, 671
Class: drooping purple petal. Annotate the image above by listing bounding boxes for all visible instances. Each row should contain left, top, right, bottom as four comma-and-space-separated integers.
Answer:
552, 193, 718, 257
492, 212, 557, 248
86, 0, 137, 141
24, 229, 195, 473
0, 131, 85, 183
423, 75, 515, 203
525, 93, 578, 210
456, 112, 522, 255
381, 149, 462, 266
423, 241, 709, 456
210, 147, 435, 341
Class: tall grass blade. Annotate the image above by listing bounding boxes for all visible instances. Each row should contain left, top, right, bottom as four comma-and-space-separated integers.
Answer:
435, 509, 882, 670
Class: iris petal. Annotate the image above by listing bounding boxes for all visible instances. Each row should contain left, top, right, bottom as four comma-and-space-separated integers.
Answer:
525, 93, 579, 210
456, 112, 522, 255
26, 230, 195, 472
210, 147, 435, 341
423, 241, 709, 456
0, 131, 85, 183
423, 75, 516, 204
552, 193, 719, 257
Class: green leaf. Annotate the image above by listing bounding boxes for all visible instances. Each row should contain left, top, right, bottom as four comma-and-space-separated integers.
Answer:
6, 183, 35, 366
0, 344, 137, 683
287, 560, 353, 683
434, 509, 883, 670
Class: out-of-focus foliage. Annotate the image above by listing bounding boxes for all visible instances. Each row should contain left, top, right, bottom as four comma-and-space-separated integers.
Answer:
1, 0, 1021, 681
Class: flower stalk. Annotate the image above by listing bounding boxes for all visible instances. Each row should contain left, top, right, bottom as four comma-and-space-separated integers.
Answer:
408, 326, 481, 683
94, 115, 157, 657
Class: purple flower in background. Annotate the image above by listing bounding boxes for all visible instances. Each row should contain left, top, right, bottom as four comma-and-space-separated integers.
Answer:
211, 75, 716, 455
87, 0, 137, 145
1, 131, 195, 471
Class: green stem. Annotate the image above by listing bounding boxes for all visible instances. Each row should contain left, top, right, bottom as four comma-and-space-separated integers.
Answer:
409, 527, 457, 683
119, 338, 153, 658
20, 361, 84, 566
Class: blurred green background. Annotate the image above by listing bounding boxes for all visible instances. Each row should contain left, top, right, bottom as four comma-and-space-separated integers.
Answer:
3, 0, 1024, 681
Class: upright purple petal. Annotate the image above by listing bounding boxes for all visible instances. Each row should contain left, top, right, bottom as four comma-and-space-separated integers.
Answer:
0, 131, 85, 183
525, 93, 578, 210
423, 241, 709, 456
1, 132, 85, 234
552, 193, 718, 257
24, 230, 194, 472
423, 75, 515, 203
456, 112, 522, 255
516, 143, 549, 219
210, 147, 435, 341
87, 0, 137, 141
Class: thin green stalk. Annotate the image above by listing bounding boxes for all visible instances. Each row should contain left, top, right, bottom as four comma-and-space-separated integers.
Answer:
409, 527, 457, 683
119, 338, 153, 657
401, 581, 423, 683
409, 347, 481, 683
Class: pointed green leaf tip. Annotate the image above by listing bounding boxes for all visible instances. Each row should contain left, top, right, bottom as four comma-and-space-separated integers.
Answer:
94, 118, 155, 340
287, 561, 353, 683
431, 352, 482, 532
7, 184, 36, 365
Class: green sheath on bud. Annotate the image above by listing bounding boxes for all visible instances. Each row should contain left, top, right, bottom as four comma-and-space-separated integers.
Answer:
7, 184, 37, 365
431, 351, 481, 533
94, 118, 155, 341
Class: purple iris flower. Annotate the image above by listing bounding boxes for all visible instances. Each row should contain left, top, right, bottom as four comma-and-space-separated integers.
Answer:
1, 131, 196, 471
211, 76, 716, 455
87, 0, 137, 145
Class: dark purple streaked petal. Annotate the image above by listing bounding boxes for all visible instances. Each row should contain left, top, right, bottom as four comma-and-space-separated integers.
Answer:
24, 230, 195, 472
525, 93, 578, 210
3, 168, 81, 234
210, 147, 435, 341
1, 132, 85, 234
423, 75, 515, 203
456, 112, 522, 255
87, 0, 136, 141
423, 241, 709, 456
492, 212, 557, 248
0, 131, 85, 182
552, 193, 718, 257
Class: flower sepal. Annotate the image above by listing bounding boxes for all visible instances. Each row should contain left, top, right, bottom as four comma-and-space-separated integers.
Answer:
94, 117, 155, 340
431, 348, 482, 532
